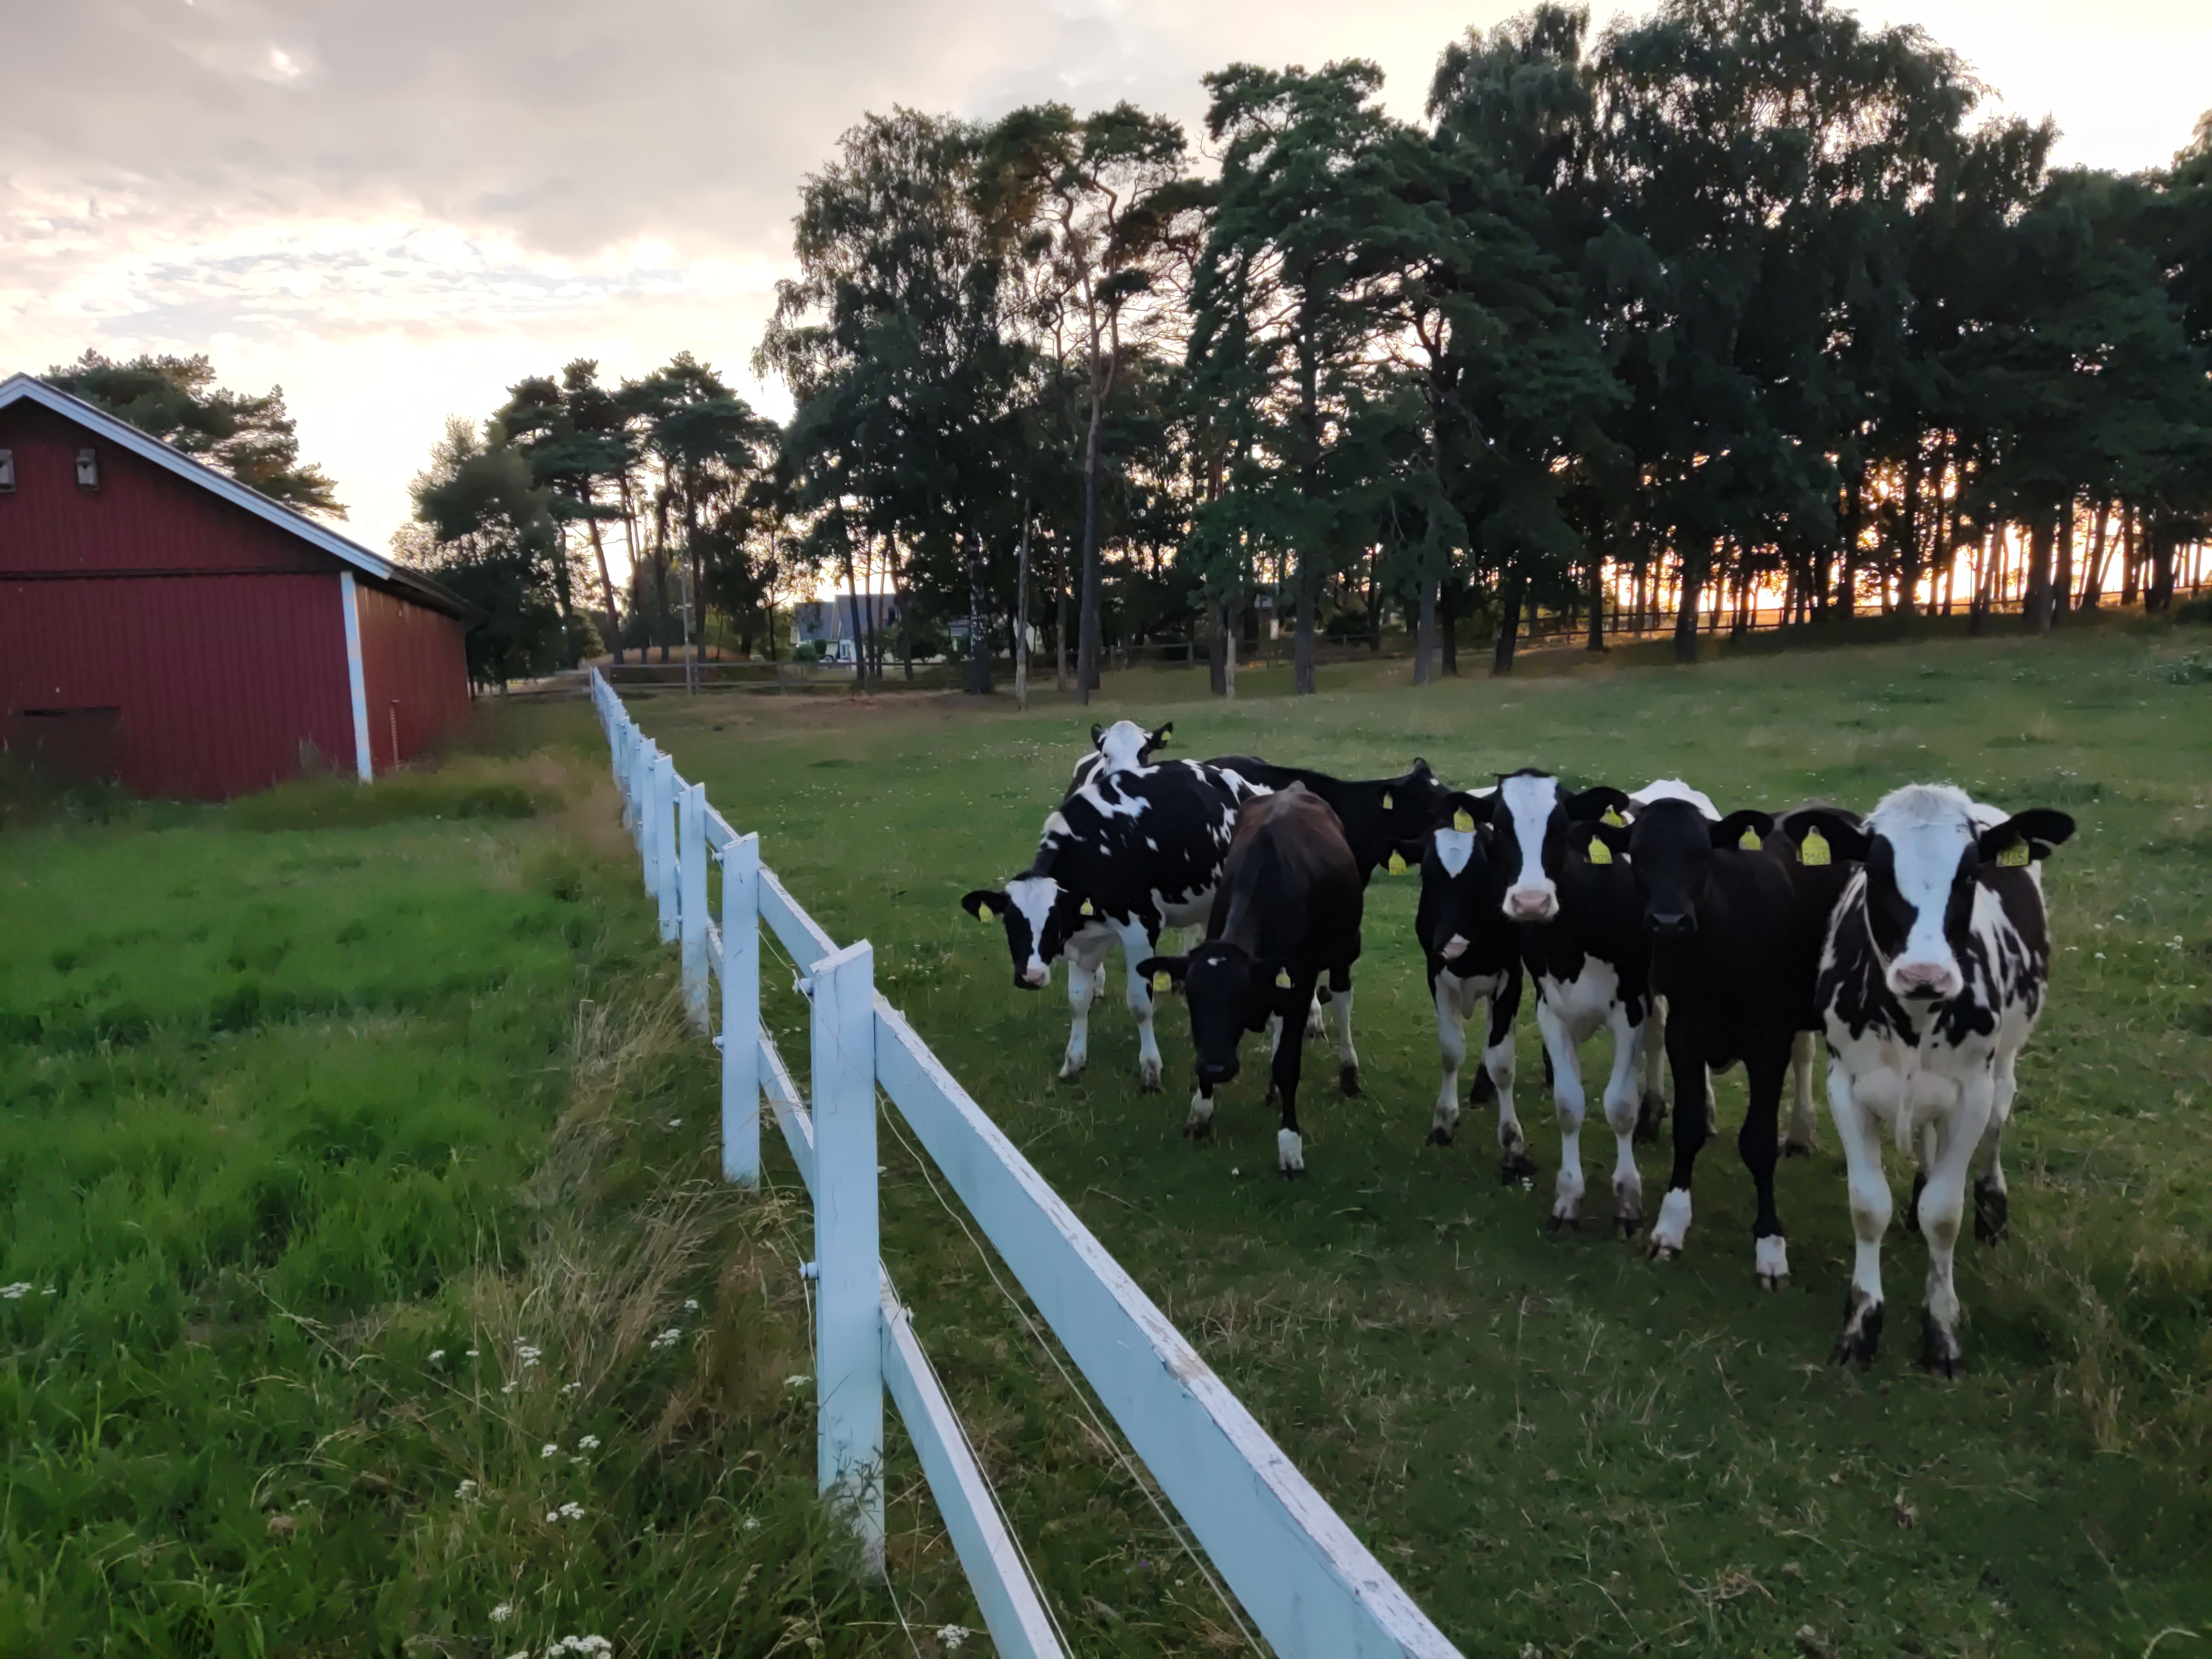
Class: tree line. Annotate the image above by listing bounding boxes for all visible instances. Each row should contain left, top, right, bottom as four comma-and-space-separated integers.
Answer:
401, 0, 2212, 692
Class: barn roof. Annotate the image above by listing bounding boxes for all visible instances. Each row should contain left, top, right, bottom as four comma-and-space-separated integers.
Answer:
0, 372, 477, 622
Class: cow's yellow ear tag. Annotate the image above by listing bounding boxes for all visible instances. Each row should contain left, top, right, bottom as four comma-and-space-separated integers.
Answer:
1386, 851, 1409, 875
1603, 808, 1626, 827
1381, 791, 1394, 810
1997, 841, 2031, 868
1740, 827, 1763, 851
1452, 808, 1475, 832
1588, 836, 1613, 865
1799, 828, 1831, 867
1079, 899, 1094, 916
1151, 971, 1172, 993
1275, 968, 1292, 989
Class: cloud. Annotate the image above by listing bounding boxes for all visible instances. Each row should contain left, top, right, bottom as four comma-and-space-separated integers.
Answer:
3, 0, 2205, 550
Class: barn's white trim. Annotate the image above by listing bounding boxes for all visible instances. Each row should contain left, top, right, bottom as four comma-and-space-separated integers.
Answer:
340, 572, 374, 782
0, 373, 470, 620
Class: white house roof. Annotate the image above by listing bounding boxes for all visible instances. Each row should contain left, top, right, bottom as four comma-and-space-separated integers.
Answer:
0, 372, 474, 620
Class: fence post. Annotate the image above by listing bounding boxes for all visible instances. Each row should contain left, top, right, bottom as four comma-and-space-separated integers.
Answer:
680, 783, 709, 1030
810, 940, 884, 1574
653, 752, 679, 943
632, 738, 654, 867
721, 832, 760, 1187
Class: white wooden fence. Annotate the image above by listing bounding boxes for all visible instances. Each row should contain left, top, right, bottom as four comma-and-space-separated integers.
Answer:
591, 671, 1463, 1659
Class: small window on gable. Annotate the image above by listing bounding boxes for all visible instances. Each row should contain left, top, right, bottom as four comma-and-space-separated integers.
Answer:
76, 448, 100, 489
0, 450, 14, 492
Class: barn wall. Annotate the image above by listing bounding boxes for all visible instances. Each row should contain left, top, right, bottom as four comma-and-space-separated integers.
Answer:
0, 401, 332, 577
354, 581, 473, 772
1, 573, 357, 799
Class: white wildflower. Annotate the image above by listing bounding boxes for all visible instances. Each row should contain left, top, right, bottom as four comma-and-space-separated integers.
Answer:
549, 1639, 613, 1658
456, 1479, 479, 1501
938, 1626, 973, 1652
683, 1298, 700, 1313
466, 1348, 481, 1358
40, 1287, 56, 1296
561, 1380, 581, 1395
742, 1516, 761, 1531
429, 1349, 446, 1363
490, 1601, 513, 1624
2095, 952, 2106, 960
783, 1374, 810, 1388
544, 1501, 585, 1522
577, 1434, 601, 1452
650, 1327, 683, 1352
667, 1118, 682, 1129
500, 1380, 519, 1395
0, 1284, 31, 1301
517, 1343, 541, 1368
540, 1443, 560, 1459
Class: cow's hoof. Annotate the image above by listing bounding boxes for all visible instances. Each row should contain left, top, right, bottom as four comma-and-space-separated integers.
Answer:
1058, 1058, 1087, 1082
1547, 1212, 1580, 1234
1781, 1136, 1815, 1159
1182, 1121, 1213, 1142
1338, 1065, 1361, 1098
1647, 1241, 1679, 1262
1905, 1171, 1927, 1237
1830, 1292, 1884, 1368
1616, 1213, 1642, 1240
1755, 1235, 1790, 1290
1499, 1150, 1537, 1187
1920, 1311, 1964, 1379
1280, 1166, 1306, 1181
1973, 1178, 2009, 1245
1425, 1125, 1455, 1147
1138, 1074, 1162, 1095
1634, 1091, 1667, 1143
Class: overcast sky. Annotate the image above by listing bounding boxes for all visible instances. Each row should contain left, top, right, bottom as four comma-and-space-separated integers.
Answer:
6, 0, 2206, 555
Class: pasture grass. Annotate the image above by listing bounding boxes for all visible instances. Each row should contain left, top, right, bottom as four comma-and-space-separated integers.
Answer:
632, 615, 2212, 1659
0, 728, 974, 1656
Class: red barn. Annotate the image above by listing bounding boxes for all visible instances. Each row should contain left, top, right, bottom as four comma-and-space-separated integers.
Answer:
0, 373, 477, 800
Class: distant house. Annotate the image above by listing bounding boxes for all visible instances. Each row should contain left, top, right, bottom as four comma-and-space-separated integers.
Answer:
794, 592, 902, 661
0, 373, 478, 799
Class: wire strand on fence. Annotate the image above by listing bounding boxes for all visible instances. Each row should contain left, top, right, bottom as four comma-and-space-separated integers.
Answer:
878, 1104, 1268, 1658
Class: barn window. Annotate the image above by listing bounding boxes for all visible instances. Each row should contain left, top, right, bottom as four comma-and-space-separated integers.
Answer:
76, 448, 100, 489
0, 449, 14, 491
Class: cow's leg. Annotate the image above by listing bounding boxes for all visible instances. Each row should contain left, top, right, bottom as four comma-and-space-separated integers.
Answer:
1537, 998, 1585, 1225
1274, 989, 1312, 1177
1493, 989, 1545, 1188
1304, 992, 1328, 1043
1828, 1061, 1893, 1366
1264, 1013, 1285, 1107
1976, 1048, 2018, 1244
1920, 1075, 1992, 1378
1184, 1084, 1217, 1140
1059, 937, 1109, 1079
1636, 996, 1668, 1141
1480, 969, 1521, 1135
1602, 1001, 1646, 1237
1647, 1026, 1708, 1259
1704, 1067, 1719, 1134
1783, 1030, 1820, 1156
1427, 972, 1469, 1146
1740, 1044, 1791, 1288
1117, 920, 1165, 1092
1330, 967, 1359, 1095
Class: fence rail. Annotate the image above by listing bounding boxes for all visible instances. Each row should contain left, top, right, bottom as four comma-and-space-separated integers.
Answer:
591, 669, 1463, 1659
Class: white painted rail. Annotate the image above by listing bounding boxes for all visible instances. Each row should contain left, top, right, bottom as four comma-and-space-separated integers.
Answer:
588, 669, 1462, 1659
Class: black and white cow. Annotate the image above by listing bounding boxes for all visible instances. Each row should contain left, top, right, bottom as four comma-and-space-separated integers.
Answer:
1808, 784, 2074, 1373
1592, 797, 1861, 1285
961, 748, 1262, 1089
1384, 795, 1525, 1167
1766, 799, 1869, 1158
1138, 784, 1365, 1176
1484, 770, 1653, 1228
1211, 758, 1453, 881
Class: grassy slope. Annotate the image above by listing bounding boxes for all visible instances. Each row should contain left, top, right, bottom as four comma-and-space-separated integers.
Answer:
0, 724, 972, 1658
635, 619, 2212, 1659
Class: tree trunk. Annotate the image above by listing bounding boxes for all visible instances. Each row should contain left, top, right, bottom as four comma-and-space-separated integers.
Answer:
1440, 583, 1459, 676
964, 524, 992, 696
2148, 519, 2176, 613
1673, 550, 1703, 665
1208, 596, 1229, 695
583, 511, 622, 664
1015, 512, 1030, 710
1055, 563, 1068, 692
2053, 499, 2074, 619
2122, 507, 2140, 606
1413, 577, 1438, 684
1075, 397, 1106, 702
1293, 560, 1318, 696
1897, 449, 1923, 619
1585, 554, 1606, 651
2026, 505, 2055, 633
2080, 503, 2109, 609
1493, 575, 1522, 676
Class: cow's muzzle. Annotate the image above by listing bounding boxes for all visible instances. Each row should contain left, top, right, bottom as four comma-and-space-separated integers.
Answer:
1018, 964, 1050, 989
1647, 911, 1696, 937
1890, 961, 1959, 1000
1441, 934, 1469, 962
1504, 886, 1557, 923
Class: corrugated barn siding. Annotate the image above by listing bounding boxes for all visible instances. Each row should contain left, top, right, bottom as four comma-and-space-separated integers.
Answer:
2, 574, 356, 799
356, 580, 473, 772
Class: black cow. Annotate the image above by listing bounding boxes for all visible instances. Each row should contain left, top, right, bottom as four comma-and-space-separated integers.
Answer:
962, 753, 1263, 1089
1589, 796, 1860, 1287
1808, 784, 2073, 1373
1384, 795, 1526, 1168
1765, 799, 1867, 1157
1212, 758, 1453, 881
1482, 770, 1658, 1229
1139, 785, 1365, 1176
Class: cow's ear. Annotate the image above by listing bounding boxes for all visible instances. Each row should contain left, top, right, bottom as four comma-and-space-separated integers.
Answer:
1584, 820, 1631, 862
1136, 955, 1187, 994
1785, 810, 1869, 867
1979, 808, 2075, 867
961, 889, 1008, 920
1408, 757, 1433, 779
1712, 809, 1775, 851
1438, 790, 1491, 833
1566, 785, 1630, 824
1089, 723, 1105, 750
1144, 722, 1172, 755
1381, 838, 1427, 877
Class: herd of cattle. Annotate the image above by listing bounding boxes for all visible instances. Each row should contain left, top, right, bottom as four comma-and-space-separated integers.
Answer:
960, 720, 2076, 1373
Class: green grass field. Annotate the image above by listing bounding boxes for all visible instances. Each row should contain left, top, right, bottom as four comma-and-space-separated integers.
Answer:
0, 730, 979, 1658
625, 617, 2212, 1659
